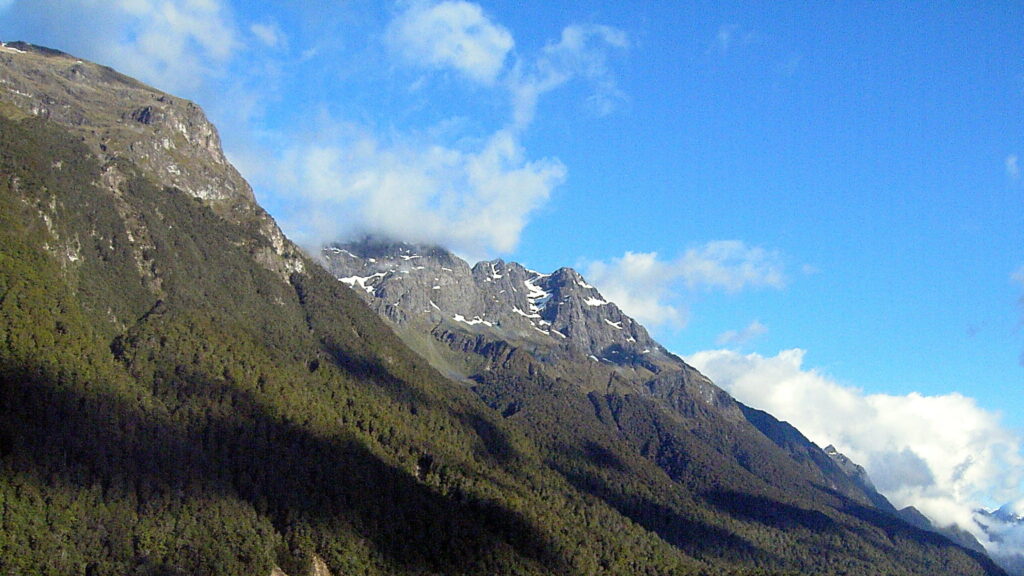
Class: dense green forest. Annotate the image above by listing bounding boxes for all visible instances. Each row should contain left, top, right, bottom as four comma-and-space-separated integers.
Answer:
0, 95, 1006, 575
0, 112, 708, 575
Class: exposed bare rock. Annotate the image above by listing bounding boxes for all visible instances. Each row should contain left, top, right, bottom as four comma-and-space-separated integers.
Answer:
0, 41, 305, 280
319, 238, 671, 369
0, 41, 249, 204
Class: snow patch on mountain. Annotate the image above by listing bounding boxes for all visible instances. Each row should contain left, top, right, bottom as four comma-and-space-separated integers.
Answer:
454, 314, 493, 327
524, 276, 552, 313
340, 273, 386, 294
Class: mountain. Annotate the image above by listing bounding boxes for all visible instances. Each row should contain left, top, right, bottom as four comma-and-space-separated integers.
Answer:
321, 237, 1007, 574
978, 506, 1024, 576
823, 445, 992, 556
320, 239, 678, 378
0, 42, 1007, 575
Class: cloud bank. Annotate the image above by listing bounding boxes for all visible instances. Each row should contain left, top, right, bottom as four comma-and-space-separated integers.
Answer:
686, 348, 1024, 554
584, 242, 787, 329
275, 127, 565, 258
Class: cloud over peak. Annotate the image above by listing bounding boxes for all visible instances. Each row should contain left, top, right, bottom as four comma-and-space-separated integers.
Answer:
275, 126, 565, 259
265, 1, 627, 257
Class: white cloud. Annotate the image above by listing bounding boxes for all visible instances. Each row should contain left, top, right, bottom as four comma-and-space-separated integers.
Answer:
1, 0, 240, 93
510, 23, 628, 127
387, 0, 513, 85
678, 240, 786, 291
249, 5, 627, 258
1008, 154, 1020, 180
686, 348, 1024, 553
585, 252, 688, 329
386, 1, 628, 123
273, 126, 565, 259
250, 22, 285, 49
716, 320, 768, 346
584, 242, 786, 329
709, 24, 759, 55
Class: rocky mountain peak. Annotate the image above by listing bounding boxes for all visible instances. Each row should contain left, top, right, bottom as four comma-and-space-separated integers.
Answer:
0, 41, 252, 206
319, 237, 667, 369
825, 444, 876, 490
0, 42, 304, 281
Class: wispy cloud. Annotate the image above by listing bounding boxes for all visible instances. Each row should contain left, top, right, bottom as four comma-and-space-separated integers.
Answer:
716, 320, 768, 346
687, 348, 1024, 554
1008, 154, 1021, 180
677, 240, 787, 291
708, 24, 760, 55
711, 24, 738, 54
250, 22, 286, 49
584, 241, 786, 329
387, 0, 514, 85
509, 24, 629, 125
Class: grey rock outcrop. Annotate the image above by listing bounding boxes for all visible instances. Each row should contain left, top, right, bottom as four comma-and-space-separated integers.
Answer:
0, 41, 250, 204
825, 445, 878, 493
0, 41, 304, 280
319, 237, 671, 370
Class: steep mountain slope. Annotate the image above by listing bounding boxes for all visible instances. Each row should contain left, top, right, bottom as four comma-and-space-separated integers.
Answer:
0, 42, 1006, 576
322, 239, 1007, 575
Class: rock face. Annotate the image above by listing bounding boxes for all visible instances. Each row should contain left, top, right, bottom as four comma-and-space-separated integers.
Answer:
320, 238, 667, 369
0, 41, 304, 281
0, 42, 250, 204
825, 445, 879, 493
320, 239, 750, 422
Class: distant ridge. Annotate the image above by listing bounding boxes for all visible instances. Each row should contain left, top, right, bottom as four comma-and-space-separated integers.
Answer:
322, 237, 1007, 574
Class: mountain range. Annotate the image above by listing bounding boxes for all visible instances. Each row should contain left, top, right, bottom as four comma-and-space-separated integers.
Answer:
0, 41, 1009, 575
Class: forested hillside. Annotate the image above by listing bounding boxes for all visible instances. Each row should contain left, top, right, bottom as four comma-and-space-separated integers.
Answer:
0, 43, 1006, 576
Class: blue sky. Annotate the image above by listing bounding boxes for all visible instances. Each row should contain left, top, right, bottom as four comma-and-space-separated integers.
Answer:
2, 0, 1023, 550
